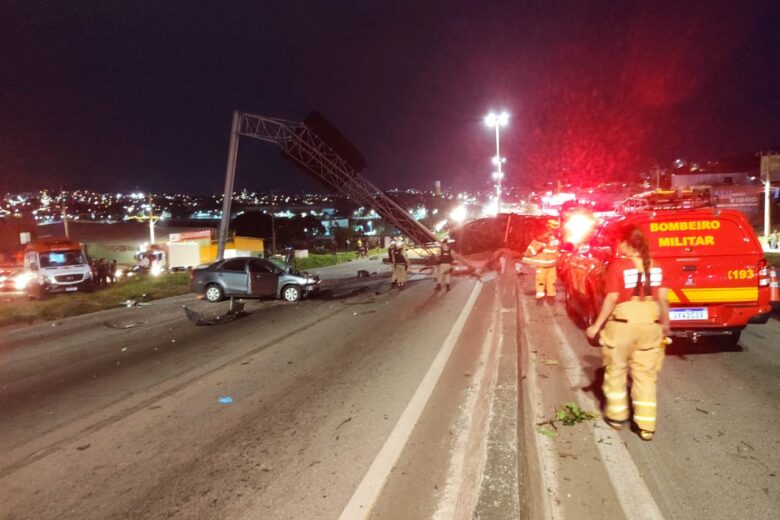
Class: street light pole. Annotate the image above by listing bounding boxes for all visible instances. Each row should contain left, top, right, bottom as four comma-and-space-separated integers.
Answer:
485, 111, 509, 214
494, 123, 502, 211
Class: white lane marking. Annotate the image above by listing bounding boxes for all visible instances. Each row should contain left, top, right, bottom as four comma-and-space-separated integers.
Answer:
548, 313, 666, 520
518, 295, 564, 520
434, 282, 500, 519
338, 280, 484, 520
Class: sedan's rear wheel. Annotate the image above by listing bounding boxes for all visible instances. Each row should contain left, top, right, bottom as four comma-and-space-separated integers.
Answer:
205, 284, 224, 303
282, 285, 301, 302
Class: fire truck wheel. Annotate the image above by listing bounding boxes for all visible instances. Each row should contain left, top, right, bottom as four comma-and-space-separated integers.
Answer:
713, 328, 742, 348
564, 285, 577, 319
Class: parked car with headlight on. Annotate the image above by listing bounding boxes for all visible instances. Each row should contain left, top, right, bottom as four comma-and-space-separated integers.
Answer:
190, 257, 320, 303
0, 265, 26, 293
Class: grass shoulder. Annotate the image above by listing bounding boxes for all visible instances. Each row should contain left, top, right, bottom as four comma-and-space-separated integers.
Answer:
0, 273, 189, 329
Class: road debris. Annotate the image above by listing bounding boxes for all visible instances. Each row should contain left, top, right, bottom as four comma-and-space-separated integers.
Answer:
542, 359, 560, 366
536, 426, 558, 437
104, 321, 144, 329
335, 417, 352, 431
343, 299, 376, 305
183, 301, 247, 326
124, 294, 154, 307
218, 396, 233, 404
555, 402, 598, 426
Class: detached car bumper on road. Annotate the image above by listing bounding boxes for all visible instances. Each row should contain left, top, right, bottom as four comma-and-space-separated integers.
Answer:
190, 257, 320, 303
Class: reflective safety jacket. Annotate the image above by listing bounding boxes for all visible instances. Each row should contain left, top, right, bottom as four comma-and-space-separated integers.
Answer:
390, 247, 407, 265
522, 235, 560, 268
439, 246, 454, 264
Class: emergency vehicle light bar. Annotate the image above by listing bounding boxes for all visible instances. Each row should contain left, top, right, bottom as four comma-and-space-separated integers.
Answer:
619, 188, 716, 213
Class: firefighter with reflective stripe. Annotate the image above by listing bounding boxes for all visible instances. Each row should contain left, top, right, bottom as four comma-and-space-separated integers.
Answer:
435, 238, 454, 291
389, 240, 408, 288
586, 225, 671, 441
522, 219, 561, 299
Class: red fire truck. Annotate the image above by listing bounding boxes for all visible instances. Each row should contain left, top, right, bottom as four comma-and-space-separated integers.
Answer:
563, 190, 772, 346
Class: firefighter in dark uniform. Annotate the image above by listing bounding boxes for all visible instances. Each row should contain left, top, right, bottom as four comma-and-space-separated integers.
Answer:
435, 238, 454, 291
389, 240, 408, 288
522, 219, 561, 299
586, 225, 671, 441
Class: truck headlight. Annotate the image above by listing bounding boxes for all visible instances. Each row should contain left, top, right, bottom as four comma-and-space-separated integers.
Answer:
47, 275, 58, 284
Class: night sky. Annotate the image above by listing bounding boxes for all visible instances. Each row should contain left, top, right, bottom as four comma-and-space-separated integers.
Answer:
1, 0, 779, 195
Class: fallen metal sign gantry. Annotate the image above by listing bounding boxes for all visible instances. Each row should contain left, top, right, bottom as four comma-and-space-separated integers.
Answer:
217, 111, 437, 258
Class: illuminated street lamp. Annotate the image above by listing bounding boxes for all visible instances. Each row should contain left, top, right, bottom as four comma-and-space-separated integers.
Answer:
484, 111, 509, 212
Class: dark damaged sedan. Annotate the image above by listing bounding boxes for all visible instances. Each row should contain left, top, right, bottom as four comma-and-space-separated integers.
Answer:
190, 257, 320, 303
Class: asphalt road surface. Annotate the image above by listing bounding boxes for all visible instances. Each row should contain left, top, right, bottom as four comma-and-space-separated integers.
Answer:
1, 258, 777, 519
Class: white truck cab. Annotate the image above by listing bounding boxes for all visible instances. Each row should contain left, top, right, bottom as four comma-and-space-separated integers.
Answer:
22, 239, 94, 298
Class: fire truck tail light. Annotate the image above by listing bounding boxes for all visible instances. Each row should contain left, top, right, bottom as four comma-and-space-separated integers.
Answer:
757, 259, 769, 286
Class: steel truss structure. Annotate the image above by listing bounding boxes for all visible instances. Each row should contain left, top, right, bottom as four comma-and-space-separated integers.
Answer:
237, 112, 437, 248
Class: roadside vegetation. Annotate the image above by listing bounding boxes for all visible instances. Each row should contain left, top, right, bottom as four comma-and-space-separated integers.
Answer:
0, 273, 190, 328
0, 251, 387, 328
293, 248, 386, 270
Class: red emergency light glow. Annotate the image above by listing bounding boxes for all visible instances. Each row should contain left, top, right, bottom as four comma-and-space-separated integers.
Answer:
563, 212, 597, 246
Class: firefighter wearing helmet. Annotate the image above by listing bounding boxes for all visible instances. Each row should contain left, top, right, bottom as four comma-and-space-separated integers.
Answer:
522, 219, 561, 299
435, 238, 454, 291
585, 225, 671, 441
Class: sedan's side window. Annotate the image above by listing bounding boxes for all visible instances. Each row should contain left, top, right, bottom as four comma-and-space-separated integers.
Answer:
221, 259, 246, 272
248, 259, 271, 273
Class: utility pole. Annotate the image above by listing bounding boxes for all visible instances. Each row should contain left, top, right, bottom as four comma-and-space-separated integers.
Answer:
60, 189, 70, 239
148, 194, 156, 244
271, 211, 277, 256
218, 111, 241, 260
760, 153, 779, 238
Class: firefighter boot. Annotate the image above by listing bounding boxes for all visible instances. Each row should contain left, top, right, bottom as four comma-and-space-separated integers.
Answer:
630, 342, 664, 439
534, 269, 547, 299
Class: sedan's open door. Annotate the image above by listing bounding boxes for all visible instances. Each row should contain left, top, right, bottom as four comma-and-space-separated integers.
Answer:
248, 258, 278, 297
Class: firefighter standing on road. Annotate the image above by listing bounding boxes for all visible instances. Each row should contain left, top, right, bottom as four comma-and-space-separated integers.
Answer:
389, 240, 408, 289
522, 219, 561, 299
435, 238, 454, 291
585, 225, 671, 441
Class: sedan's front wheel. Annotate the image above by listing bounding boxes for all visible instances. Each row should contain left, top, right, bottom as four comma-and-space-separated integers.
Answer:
205, 284, 224, 303
281, 285, 301, 302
